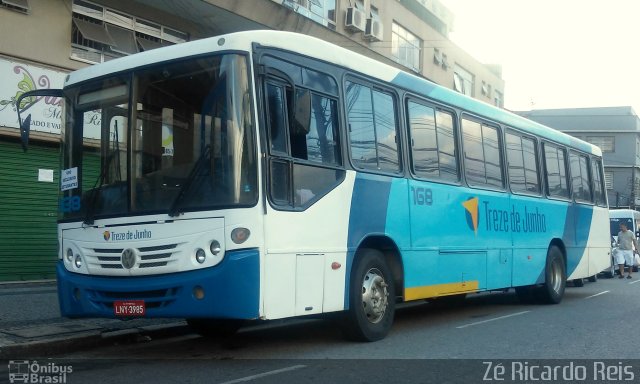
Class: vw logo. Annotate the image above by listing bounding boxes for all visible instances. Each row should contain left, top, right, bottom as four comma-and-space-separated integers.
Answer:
121, 248, 137, 269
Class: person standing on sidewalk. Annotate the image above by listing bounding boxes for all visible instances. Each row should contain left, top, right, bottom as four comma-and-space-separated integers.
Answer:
616, 222, 638, 279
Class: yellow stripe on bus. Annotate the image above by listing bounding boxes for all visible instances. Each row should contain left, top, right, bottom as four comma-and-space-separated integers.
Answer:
404, 281, 480, 301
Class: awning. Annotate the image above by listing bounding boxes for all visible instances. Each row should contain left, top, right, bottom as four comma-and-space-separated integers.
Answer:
2, 0, 30, 10
73, 18, 115, 46
136, 37, 169, 51
106, 23, 137, 54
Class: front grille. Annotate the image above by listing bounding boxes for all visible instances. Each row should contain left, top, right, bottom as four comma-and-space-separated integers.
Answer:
85, 243, 180, 271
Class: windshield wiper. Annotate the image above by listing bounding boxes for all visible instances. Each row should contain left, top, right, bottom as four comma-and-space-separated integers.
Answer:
84, 123, 122, 225
168, 145, 211, 217
83, 149, 120, 225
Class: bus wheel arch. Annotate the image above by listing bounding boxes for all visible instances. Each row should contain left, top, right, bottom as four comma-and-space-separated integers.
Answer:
354, 236, 404, 300
538, 240, 567, 304
343, 236, 403, 341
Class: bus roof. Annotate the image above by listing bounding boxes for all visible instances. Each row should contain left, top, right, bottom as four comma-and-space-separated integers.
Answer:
65, 30, 600, 156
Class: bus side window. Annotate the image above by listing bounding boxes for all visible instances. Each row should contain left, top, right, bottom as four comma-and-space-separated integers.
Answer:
506, 131, 540, 194
461, 118, 504, 188
345, 81, 400, 173
569, 151, 592, 203
264, 78, 344, 209
543, 143, 570, 199
406, 101, 459, 182
265, 82, 289, 154
591, 158, 606, 206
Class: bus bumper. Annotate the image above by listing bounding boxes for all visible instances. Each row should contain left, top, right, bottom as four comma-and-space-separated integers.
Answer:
56, 248, 260, 319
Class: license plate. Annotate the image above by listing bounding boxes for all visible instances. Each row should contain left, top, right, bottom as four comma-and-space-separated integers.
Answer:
113, 300, 146, 317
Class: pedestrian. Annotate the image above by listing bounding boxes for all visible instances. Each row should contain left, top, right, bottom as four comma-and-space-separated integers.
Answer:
615, 222, 638, 279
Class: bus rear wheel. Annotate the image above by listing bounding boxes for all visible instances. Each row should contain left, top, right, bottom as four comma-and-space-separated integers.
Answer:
342, 248, 395, 342
537, 245, 566, 304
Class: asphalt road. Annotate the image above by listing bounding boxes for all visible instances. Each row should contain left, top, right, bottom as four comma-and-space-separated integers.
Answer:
3, 275, 640, 383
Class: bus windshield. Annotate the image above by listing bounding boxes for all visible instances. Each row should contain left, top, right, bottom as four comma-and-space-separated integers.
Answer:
60, 53, 257, 221
610, 217, 634, 237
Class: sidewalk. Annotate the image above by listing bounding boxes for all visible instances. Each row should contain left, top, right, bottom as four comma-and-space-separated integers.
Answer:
0, 281, 188, 359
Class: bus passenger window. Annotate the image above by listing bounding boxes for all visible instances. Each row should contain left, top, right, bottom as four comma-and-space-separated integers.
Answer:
266, 83, 288, 154
570, 152, 592, 202
462, 118, 503, 188
346, 81, 400, 173
506, 132, 540, 194
543, 143, 570, 199
592, 158, 606, 206
435, 110, 459, 181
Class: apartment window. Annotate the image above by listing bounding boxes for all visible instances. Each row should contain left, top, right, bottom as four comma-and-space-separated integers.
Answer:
346, 81, 400, 173
71, 0, 188, 64
1, 0, 30, 13
391, 22, 421, 72
283, 0, 336, 30
462, 118, 503, 188
604, 171, 613, 190
506, 131, 540, 194
406, 101, 458, 182
453, 64, 474, 97
585, 136, 614, 152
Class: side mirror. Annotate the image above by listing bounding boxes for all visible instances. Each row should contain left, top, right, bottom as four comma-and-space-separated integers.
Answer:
20, 115, 31, 152
15, 88, 64, 152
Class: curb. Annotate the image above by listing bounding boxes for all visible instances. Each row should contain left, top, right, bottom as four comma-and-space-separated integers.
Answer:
0, 323, 189, 359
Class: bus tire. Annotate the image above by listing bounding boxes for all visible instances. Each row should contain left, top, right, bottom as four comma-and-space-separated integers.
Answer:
342, 248, 395, 342
187, 318, 244, 338
588, 274, 598, 283
573, 278, 584, 287
537, 245, 566, 304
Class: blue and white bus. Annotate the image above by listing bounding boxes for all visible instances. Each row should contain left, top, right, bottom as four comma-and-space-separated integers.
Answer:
17, 31, 610, 341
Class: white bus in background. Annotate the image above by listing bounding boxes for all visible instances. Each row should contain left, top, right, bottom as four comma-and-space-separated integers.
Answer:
608, 209, 640, 277
609, 209, 640, 240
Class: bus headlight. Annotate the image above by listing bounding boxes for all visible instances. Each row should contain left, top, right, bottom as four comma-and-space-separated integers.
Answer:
195, 248, 206, 264
209, 240, 221, 255
66, 248, 74, 262
74, 255, 83, 269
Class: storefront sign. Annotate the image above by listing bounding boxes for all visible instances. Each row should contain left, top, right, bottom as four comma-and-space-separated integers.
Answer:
0, 58, 66, 134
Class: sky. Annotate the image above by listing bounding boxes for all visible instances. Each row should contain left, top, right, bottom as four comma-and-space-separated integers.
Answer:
439, 0, 640, 112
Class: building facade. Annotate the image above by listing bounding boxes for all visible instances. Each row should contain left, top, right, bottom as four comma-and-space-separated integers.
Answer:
0, 0, 504, 281
517, 107, 640, 210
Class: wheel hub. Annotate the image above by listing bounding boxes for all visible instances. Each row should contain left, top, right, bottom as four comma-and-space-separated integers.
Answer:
361, 268, 389, 324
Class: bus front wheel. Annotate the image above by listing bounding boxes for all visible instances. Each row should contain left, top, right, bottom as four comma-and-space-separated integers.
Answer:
537, 245, 566, 304
342, 248, 395, 342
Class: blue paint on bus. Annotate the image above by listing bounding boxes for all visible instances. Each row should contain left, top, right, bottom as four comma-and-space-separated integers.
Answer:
57, 248, 260, 319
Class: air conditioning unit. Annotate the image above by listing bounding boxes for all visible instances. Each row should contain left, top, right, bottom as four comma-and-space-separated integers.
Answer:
345, 7, 366, 32
364, 18, 383, 41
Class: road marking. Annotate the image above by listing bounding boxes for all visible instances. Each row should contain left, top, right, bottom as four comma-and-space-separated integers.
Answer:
456, 310, 530, 329
585, 290, 609, 299
629, 279, 640, 285
218, 365, 307, 384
